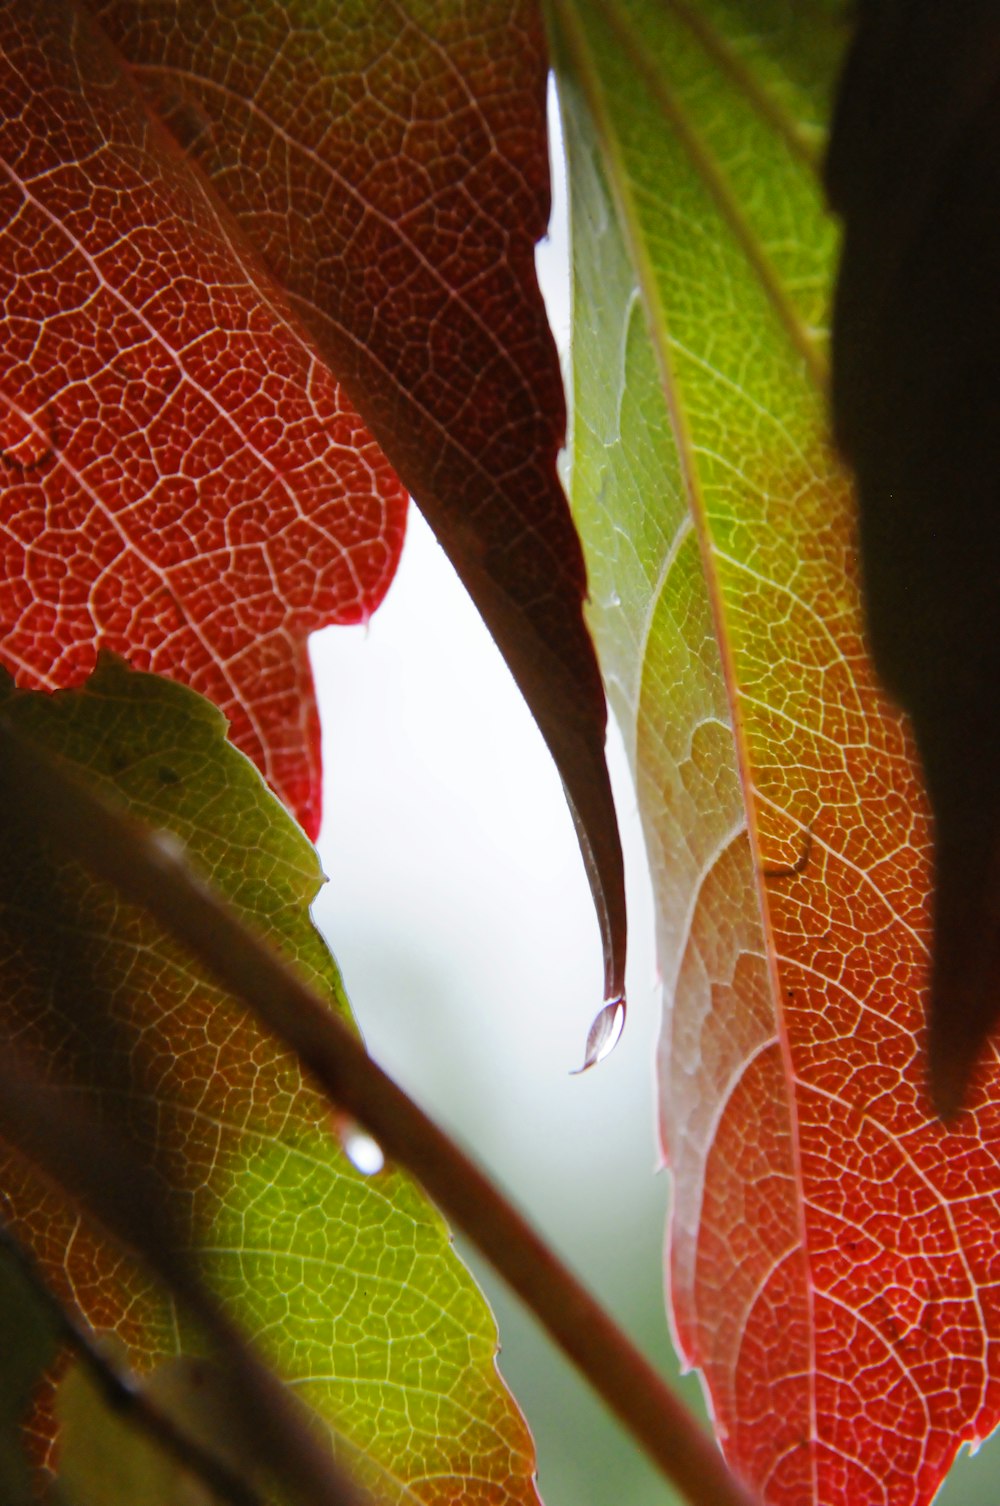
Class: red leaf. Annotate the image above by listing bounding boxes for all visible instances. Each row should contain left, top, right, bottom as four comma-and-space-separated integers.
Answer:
94, 0, 627, 1015
554, 0, 1000, 1499
0, 0, 407, 838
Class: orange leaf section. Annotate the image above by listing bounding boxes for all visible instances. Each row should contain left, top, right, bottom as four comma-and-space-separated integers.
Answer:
651, 118, 1000, 1506
0, 0, 406, 838
95, 0, 627, 1012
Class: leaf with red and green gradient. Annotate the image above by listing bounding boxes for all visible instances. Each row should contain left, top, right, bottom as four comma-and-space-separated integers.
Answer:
0, 0, 407, 840
552, 1, 1000, 1502
0, 655, 542, 1506
92, 0, 627, 1032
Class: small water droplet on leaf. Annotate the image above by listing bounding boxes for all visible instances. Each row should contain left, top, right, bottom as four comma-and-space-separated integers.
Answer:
342, 1128, 384, 1175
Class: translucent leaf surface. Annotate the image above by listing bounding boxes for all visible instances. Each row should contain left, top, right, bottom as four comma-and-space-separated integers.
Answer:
0, 657, 540, 1506
94, 0, 626, 1019
0, 0, 407, 838
553, 1, 1000, 1501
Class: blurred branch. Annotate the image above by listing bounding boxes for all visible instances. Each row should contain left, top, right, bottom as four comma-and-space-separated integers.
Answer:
0, 720, 761, 1506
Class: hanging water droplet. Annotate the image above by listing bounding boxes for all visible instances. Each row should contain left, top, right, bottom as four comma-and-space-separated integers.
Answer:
573, 991, 626, 1074
342, 1128, 385, 1175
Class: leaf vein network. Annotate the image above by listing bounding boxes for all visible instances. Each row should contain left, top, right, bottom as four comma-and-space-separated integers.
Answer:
129, 61, 533, 405
798, 1078, 989, 1423
714, 551, 859, 677
669, 813, 747, 996
754, 789, 929, 957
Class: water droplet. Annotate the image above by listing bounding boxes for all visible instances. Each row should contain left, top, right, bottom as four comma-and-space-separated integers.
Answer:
148, 829, 187, 866
573, 992, 626, 1074
342, 1129, 384, 1175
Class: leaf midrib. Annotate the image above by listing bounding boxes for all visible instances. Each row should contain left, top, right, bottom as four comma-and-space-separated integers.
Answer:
663, 0, 825, 173
598, 0, 828, 391
554, 0, 822, 1492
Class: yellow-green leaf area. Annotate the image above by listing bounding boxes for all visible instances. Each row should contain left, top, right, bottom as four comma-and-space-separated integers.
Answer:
577, 0, 845, 347
0, 658, 539, 1506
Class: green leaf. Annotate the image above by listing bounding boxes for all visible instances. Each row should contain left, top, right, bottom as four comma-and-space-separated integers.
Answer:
552, 2, 1000, 1504
0, 657, 539, 1506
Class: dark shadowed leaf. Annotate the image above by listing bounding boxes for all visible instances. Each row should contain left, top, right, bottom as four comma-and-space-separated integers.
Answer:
0, 1240, 59, 1506
826, 1, 1000, 1115
56, 1354, 253, 1506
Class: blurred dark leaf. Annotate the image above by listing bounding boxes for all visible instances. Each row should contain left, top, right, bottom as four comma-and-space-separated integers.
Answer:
827, 0, 1000, 1114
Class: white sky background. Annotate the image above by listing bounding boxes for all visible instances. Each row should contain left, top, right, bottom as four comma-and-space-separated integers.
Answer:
307, 85, 690, 1506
